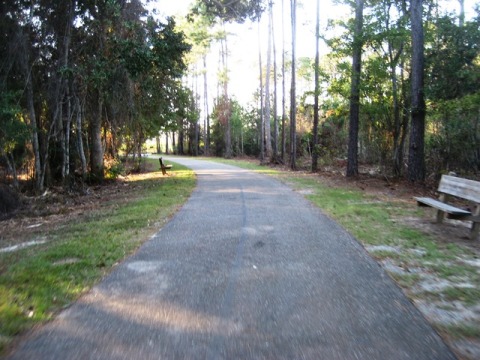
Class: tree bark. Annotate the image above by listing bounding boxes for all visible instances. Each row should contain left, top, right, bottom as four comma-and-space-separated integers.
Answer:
346, 0, 364, 178
264, 1, 273, 159
312, 0, 320, 172
90, 95, 104, 182
459, 0, 465, 27
281, 0, 287, 162
75, 96, 87, 180
166, 133, 169, 154
203, 55, 210, 155
258, 19, 265, 162
20, 30, 43, 192
290, 0, 297, 170
407, 0, 426, 182
272, 1, 279, 162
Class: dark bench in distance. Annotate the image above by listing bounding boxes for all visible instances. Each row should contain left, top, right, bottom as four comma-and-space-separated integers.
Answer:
159, 157, 172, 175
415, 174, 480, 240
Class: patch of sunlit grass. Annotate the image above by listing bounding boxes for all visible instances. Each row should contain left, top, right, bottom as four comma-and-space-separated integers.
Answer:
0, 159, 195, 354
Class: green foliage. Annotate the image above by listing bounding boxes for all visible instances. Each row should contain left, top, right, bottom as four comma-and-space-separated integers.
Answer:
190, 0, 265, 23
0, 0, 192, 188
211, 98, 260, 157
426, 92, 480, 174
426, 15, 480, 100
0, 92, 29, 155
104, 158, 125, 180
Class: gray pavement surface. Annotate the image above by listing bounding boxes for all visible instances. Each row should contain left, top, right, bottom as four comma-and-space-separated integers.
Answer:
6, 158, 456, 360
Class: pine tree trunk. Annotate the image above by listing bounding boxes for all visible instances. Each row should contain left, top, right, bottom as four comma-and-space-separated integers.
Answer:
264, 1, 273, 159
20, 30, 43, 191
312, 0, 320, 172
90, 95, 104, 182
290, 0, 297, 170
203, 55, 210, 155
272, 1, 279, 162
281, 0, 287, 162
258, 19, 265, 162
75, 96, 87, 180
407, 0, 426, 182
346, 0, 364, 178
459, 0, 465, 26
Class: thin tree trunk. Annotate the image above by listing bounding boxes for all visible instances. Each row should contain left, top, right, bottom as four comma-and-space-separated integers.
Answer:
220, 24, 232, 159
178, 120, 184, 155
281, 0, 287, 162
312, 0, 320, 172
203, 55, 210, 155
2, 153, 18, 189
90, 95, 104, 182
60, 0, 75, 183
63, 89, 72, 180
346, 0, 364, 178
407, 0, 426, 182
75, 96, 87, 180
265, 1, 273, 159
459, 0, 465, 27
21, 31, 43, 191
258, 19, 265, 162
290, 0, 297, 170
272, 1, 279, 162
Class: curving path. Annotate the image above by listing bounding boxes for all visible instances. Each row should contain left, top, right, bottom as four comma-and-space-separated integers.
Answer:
7, 158, 456, 360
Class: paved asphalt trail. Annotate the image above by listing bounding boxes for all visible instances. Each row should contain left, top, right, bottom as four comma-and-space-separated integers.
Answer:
7, 158, 456, 360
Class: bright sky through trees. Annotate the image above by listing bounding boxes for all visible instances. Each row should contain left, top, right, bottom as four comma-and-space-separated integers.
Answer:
146, 0, 477, 106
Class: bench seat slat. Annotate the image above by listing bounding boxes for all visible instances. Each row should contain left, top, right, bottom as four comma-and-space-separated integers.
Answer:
414, 197, 471, 216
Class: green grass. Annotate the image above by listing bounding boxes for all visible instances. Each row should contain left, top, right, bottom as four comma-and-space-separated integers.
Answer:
2, 156, 479, 353
438, 323, 480, 339
214, 158, 479, 297
0, 159, 195, 353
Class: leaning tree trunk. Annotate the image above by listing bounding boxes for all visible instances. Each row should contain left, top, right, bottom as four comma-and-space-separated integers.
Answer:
407, 0, 426, 182
346, 0, 364, 178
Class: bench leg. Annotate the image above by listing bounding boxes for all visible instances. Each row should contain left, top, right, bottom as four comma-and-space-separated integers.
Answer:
471, 206, 480, 240
436, 210, 445, 223
471, 222, 480, 240
435, 194, 447, 223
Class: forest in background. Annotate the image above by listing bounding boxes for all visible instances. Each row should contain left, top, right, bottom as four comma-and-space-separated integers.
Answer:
1, 0, 480, 197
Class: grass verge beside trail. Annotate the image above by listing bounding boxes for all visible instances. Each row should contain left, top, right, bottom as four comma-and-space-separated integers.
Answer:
0, 159, 195, 354
214, 158, 480, 359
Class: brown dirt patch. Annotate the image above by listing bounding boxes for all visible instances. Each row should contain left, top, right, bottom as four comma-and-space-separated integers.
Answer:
0, 162, 160, 251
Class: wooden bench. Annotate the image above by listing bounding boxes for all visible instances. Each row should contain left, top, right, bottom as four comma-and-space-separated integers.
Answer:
159, 157, 172, 175
415, 175, 480, 239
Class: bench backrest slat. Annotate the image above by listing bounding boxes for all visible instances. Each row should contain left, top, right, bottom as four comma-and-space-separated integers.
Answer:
438, 175, 480, 203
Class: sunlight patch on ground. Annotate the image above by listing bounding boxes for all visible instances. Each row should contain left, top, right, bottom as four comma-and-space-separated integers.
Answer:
0, 238, 47, 253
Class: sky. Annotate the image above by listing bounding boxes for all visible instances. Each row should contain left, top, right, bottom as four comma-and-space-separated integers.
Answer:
146, 0, 349, 107
145, 0, 477, 109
